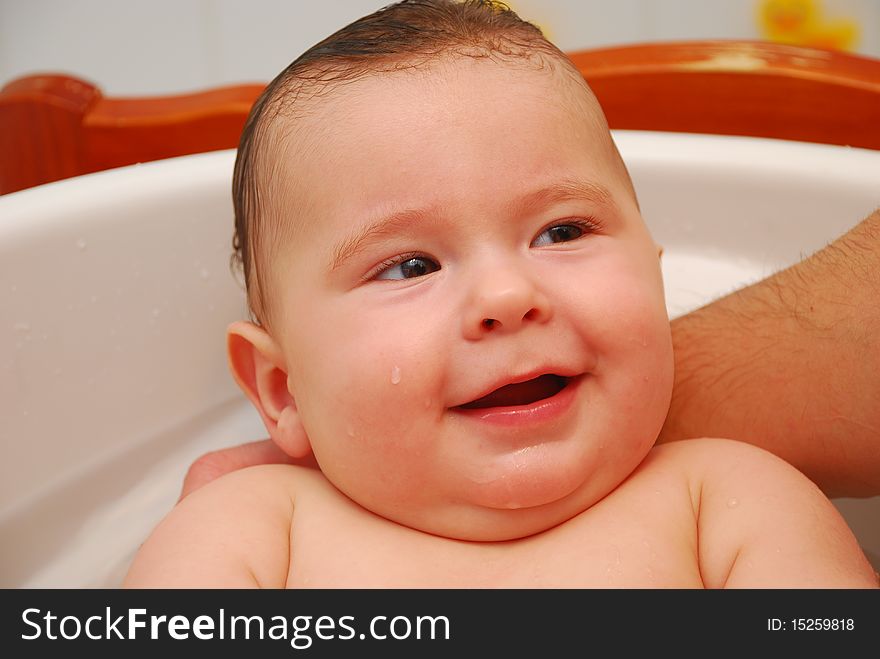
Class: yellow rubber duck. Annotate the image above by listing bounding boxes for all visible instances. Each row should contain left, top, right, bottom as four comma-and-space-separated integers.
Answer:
758, 0, 860, 51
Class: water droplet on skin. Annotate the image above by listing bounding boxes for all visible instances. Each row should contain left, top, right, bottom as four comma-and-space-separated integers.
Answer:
10, 284, 17, 293
13, 322, 30, 332
151, 308, 160, 318
76, 238, 87, 250
346, 426, 356, 438
727, 498, 739, 508
91, 295, 98, 303
23, 409, 29, 416
199, 268, 210, 280
390, 365, 401, 385
54, 367, 62, 376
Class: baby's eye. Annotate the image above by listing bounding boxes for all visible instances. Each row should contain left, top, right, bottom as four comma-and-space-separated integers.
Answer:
531, 221, 589, 247
375, 255, 440, 280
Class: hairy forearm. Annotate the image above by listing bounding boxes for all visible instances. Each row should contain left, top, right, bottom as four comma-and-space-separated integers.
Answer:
658, 210, 880, 498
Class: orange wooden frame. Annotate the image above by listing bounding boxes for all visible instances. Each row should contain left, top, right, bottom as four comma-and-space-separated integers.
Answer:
2, 40, 879, 195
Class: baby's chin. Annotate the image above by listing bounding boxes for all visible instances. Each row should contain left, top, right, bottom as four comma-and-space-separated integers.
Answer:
396, 494, 601, 543
386, 471, 616, 543
409, 439, 663, 541
464, 450, 591, 512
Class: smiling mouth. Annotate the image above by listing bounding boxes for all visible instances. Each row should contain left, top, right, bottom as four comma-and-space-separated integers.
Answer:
458, 374, 570, 409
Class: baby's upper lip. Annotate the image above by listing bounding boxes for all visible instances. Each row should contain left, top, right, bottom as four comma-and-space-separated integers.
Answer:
451, 366, 584, 409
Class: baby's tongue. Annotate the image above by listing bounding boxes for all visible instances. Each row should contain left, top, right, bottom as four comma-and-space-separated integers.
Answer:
461, 374, 564, 409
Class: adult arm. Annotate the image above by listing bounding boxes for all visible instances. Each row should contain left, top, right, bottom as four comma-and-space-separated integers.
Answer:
658, 210, 880, 498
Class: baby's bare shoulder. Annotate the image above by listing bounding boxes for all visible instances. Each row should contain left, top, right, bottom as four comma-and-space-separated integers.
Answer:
648, 438, 877, 588
207, 462, 328, 496
636, 437, 821, 498
627, 437, 776, 495
124, 464, 326, 588
647, 436, 834, 506
643, 436, 779, 469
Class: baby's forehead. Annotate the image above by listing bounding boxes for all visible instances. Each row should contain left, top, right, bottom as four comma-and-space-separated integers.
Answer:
265, 56, 610, 178
257, 55, 631, 237
271, 53, 601, 134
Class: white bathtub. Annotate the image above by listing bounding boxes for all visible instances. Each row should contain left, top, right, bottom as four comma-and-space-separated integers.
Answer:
2, 131, 878, 587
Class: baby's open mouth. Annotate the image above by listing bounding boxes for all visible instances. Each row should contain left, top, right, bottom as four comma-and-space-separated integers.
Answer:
458, 374, 569, 409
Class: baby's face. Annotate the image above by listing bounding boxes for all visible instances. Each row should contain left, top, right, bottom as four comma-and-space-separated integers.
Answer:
268, 56, 673, 540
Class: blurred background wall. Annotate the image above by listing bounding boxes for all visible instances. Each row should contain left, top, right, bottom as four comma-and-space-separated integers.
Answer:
2, 0, 878, 95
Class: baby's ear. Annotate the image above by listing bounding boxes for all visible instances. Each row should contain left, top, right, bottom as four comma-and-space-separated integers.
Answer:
226, 321, 312, 459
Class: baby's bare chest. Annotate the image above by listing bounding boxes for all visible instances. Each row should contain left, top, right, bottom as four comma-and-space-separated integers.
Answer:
286, 490, 703, 588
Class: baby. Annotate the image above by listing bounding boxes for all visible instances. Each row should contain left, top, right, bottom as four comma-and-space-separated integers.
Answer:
124, 0, 877, 588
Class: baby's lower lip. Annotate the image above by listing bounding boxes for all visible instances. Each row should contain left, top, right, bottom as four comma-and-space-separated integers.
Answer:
451, 375, 583, 427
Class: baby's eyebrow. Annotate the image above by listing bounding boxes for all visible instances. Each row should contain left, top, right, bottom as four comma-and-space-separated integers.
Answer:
509, 178, 616, 219
328, 178, 615, 272
329, 208, 429, 273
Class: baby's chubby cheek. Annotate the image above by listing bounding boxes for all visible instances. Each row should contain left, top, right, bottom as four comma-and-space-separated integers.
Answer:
575, 252, 672, 426
294, 313, 448, 446
609, 305, 674, 441
290, 343, 444, 506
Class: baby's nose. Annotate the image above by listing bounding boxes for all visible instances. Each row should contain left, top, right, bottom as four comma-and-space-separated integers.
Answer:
461, 266, 552, 340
